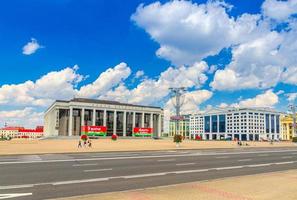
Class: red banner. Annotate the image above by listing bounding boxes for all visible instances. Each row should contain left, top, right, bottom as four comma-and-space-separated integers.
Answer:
133, 127, 153, 134
81, 126, 107, 133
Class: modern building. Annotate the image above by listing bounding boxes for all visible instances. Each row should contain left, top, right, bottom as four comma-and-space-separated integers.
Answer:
281, 114, 297, 140
189, 107, 282, 141
169, 115, 190, 138
44, 98, 164, 137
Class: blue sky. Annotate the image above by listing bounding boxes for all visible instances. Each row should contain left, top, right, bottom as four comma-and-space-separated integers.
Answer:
0, 0, 297, 127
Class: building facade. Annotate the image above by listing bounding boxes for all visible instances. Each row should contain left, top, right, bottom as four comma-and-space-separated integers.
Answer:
281, 114, 297, 140
169, 115, 190, 138
44, 98, 164, 137
189, 108, 281, 141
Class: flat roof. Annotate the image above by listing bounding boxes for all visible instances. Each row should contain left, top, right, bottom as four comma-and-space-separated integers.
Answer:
55, 98, 163, 110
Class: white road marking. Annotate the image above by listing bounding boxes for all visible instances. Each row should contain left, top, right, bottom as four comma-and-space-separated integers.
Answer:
1, 149, 297, 165
124, 173, 167, 179
1, 160, 296, 189
275, 161, 294, 165
248, 163, 271, 167
176, 163, 195, 166
215, 166, 244, 170
0, 193, 32, 199
72, 163, 98, 167
158, 159, 176, 162
291, 152, 297, 155
215, 156, 229, 159
282, 156, 293, 159
84, 168, 113, 172
238, 159, 252, 162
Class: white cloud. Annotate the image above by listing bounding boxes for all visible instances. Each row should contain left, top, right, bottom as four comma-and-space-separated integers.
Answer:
0, 66, 84, 107
135, 70, 145, 78
131, 0, 267, 66
22, 38, 43, 55
0, 108, 43, 128
102, 61, 209, 105
78, 62, 131, 98
262, 0, 297, 21
286, 93, 297, 102
234, 90, 279, 108
132, 0, 297, 91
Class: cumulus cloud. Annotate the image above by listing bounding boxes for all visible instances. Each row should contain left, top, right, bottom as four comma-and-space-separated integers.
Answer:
78, 63, 131, 98
262, 0, 297, 21
0, 108, 43, 128
102, 61, 209, 105
286, 93, 297, 102
135, 70, 145, 78
132, 0, 297, 91
233, 90, 279, 108
22, 38, 43, 55
131, 0, 267, 66
0, 66, 84, 107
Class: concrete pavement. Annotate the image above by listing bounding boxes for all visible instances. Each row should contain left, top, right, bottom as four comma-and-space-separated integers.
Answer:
0, 147, 297, 199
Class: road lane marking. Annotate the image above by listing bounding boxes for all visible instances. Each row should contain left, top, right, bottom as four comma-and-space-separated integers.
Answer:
275, 161, 294, 165
0, 193, 32, 199
72, 163, 98, 167
158, 159, 176, 162
1, 149, 297, 165
84, 168, 112, 172
282, 156, 293, 159
238, 159, 252, 162
215, 166, 244, 170
176, 163, 195, 166
215, 156, 229, 159
248, 163, 271, 167
124, 173, 167, 179
1, 160, 296, 189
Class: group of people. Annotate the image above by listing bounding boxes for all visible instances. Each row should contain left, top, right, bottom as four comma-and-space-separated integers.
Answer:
78, 139, 92, 148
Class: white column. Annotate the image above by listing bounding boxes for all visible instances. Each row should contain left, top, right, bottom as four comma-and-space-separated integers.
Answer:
209, 116, 212, 140
141, 112, 145, 128
92, 109, 96, 126
68, 107, 73, 136
158, 114, 162, 137
274, 115, 277, 139
123, 111, 127, 137
113, 110, 117, 135
81, 108, 85, 127
132, 112, 136, 136
150, 113, 153, 128
103, 110, 107, 127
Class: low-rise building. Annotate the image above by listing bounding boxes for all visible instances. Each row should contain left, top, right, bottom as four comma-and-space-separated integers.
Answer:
169, 115, 190, 138
189, 107, 282, 141
44, 98, 164, 137
281, 114, 297, 140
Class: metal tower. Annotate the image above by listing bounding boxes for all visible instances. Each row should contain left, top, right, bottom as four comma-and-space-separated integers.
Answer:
169, 87, 187, 136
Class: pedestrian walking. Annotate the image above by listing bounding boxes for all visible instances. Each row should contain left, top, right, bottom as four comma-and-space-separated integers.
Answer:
78, 140, 82, 148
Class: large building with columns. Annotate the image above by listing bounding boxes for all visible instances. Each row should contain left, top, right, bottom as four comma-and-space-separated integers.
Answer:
44, 98, 163, 137
189, 107, 282, 141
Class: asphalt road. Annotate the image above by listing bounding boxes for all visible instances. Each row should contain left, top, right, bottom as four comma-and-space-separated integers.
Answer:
0, 146, 297, 199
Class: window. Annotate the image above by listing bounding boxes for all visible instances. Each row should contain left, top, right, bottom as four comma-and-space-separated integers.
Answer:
204, 116, 210, 133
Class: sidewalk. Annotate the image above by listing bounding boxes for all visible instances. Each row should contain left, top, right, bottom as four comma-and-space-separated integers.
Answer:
53, 170, 297, 200
0, 138, 295, 155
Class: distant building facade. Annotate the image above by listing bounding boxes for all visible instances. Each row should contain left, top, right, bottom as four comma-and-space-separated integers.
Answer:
44, 98, 164, 137
169, 115, 190, 138
0, 126, 43, 139
189, 107, 282, 141
281, 114, 297, 140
